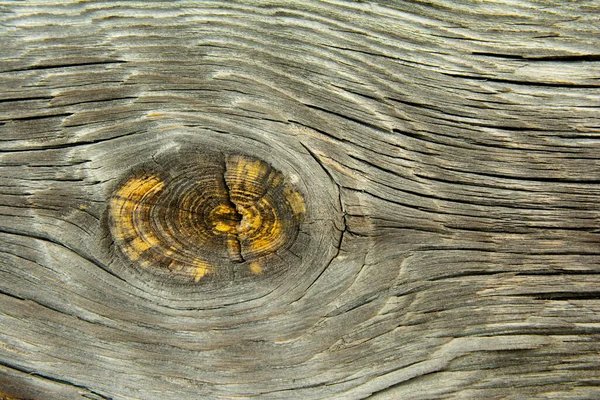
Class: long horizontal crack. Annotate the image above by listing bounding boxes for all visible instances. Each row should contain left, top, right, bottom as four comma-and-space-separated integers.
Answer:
0, 360, 112, 399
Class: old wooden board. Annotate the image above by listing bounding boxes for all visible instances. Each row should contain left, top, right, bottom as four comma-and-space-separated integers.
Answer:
1, 1, 599, 399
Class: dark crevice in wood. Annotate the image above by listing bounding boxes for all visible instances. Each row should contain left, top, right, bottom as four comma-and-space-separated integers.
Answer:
467, 123, 548, 132
51, 96, 138, 107
444, 224, 600, 235
0, 287, 26, 302
0, 96, 53, 104
330, 83, 382, 102
441, 72, 600, 88
8, 177, 85, 183
426, 271, 507, 281
2, 60, 126, 74
0, 360, 113, 400
515, 271, 600, 276
392, 128, 449, 146
0, 112, 73, 122
222, 158, 245, 263
0, 129, 147, 153
449, 329, 600, 339
320, 43, 404, 63
304, 103, 391, 135
326, 292, 381, 317
346, 154, 403, 178
392, 127, 523, 155
289, 119, 356, 147
472, 52, 600, 62
388, 97, 468, 119
364, 366, 439, 399
439, 165, 600, 184
517, 292, 600, 301
296, 142, 348, 298
0, 285, 101, 329
412, 246, 600, 256
1, 248, 39, 264
291, 120, 426, 166
347, 190, 433, 219
300, 141, 347, 230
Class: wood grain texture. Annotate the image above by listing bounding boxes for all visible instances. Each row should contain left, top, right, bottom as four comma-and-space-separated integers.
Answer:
1, 1, 600, 399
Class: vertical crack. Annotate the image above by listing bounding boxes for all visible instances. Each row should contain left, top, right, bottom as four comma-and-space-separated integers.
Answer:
222, 158, 245, 263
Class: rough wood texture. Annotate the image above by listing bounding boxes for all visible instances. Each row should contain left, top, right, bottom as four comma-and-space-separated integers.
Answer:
1, 1, 600, 399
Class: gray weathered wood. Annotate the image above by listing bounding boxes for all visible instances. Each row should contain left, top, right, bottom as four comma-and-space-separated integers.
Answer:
1, 1, 600, 399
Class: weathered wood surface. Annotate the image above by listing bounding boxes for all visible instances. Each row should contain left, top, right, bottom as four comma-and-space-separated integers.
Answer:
1, 1, 600, 399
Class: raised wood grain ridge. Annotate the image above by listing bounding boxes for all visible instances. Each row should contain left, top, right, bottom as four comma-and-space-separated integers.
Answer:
1, 1, 599, 399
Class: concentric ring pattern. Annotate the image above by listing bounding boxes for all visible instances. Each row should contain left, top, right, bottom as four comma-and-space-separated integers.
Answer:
108, 153, 305, 283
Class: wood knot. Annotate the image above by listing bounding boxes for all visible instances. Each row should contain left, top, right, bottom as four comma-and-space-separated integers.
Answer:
108, 153, 305, 282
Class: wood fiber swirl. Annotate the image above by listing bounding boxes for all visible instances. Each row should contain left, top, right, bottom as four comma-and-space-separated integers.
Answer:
109, 153, 306, 282
0, 0, 600, 399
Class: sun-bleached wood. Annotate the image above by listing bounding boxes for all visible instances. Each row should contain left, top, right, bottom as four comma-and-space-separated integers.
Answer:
1, 1, 599, 399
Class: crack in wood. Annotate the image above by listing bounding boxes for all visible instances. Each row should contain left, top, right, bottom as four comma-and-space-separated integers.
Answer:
222, 158, 245, 263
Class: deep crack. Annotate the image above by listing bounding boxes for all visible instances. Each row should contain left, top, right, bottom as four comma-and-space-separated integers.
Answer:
222, 158, 245, 263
